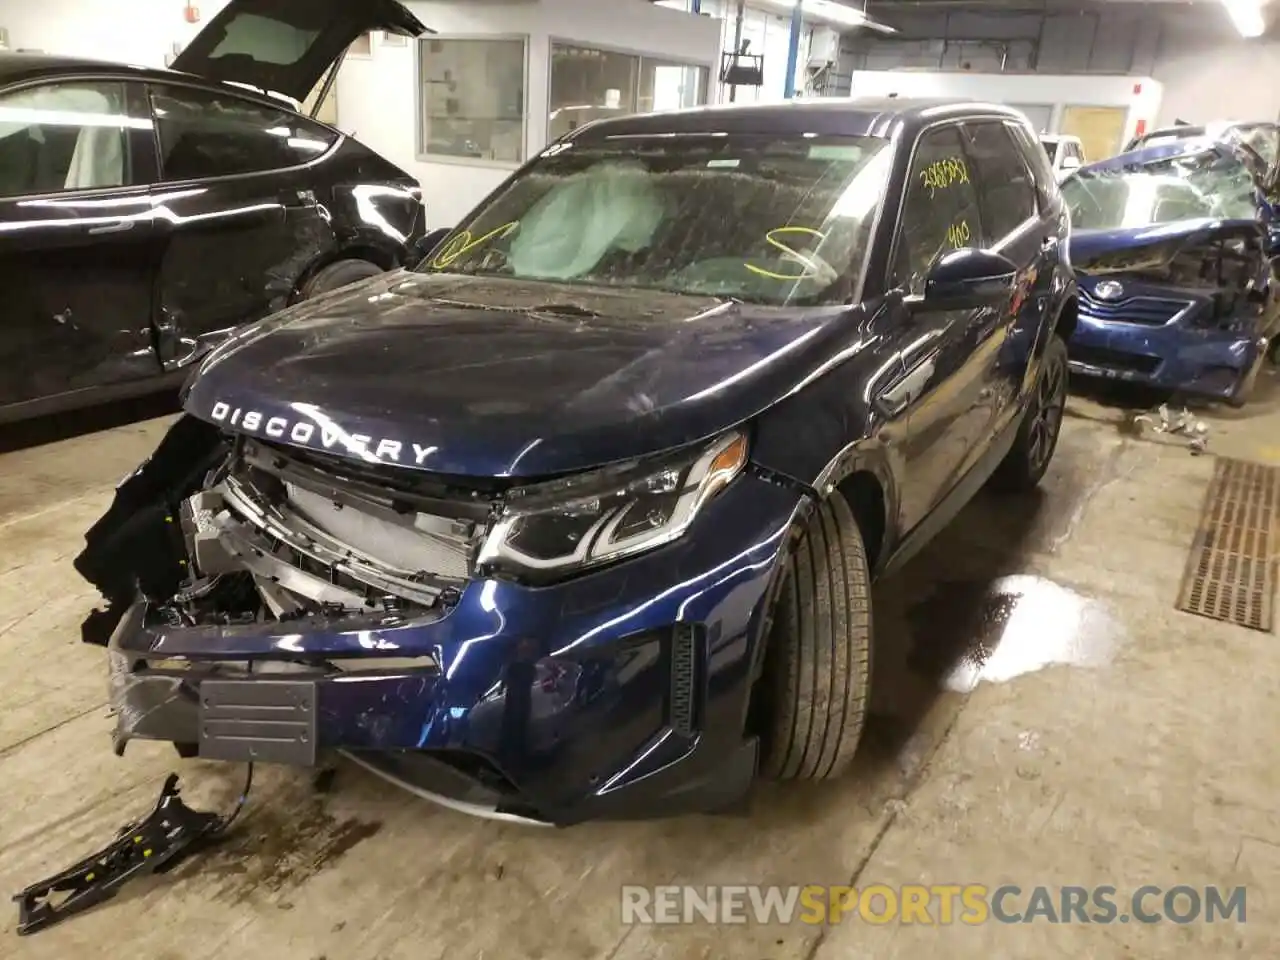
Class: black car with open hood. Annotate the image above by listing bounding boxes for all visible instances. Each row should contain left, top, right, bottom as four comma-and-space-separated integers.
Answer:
0, 0, 433, 424
73, 98, 1077, 831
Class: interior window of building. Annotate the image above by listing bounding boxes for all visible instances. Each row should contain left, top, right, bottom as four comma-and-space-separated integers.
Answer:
418, 37, 527, 164
638, 59, 708, 113
549, 43, 709, 144
549, 44, 639, 144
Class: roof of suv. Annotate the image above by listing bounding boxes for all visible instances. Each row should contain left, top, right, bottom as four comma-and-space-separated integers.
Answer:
565, 97, 1031, 143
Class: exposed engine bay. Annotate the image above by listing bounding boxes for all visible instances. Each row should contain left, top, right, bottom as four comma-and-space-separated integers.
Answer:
171, 438, 479, 630
77, 418, 504, 645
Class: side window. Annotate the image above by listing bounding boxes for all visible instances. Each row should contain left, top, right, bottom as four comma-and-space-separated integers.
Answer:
963, 122, 1037, 242
894, 126, 982, 294
0, 80, 134, 198
150, 85, 337, 182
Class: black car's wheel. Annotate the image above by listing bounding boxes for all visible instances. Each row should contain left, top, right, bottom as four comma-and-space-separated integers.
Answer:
301, 258, 385, 298
989, 333, 1068, 492
756, 490, 872, 782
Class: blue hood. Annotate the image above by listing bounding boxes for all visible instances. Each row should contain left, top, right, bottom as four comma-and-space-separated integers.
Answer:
1068, 216, 1261, 267
1079, 138, 1223, 175
183, 271, 869, 478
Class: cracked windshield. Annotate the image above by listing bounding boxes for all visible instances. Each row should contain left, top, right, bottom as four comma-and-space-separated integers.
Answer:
415, 134, 894, 305
1061, 145, 1260, 230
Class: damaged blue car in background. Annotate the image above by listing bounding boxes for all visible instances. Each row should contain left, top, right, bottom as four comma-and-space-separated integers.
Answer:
1060, 136, 1280, 405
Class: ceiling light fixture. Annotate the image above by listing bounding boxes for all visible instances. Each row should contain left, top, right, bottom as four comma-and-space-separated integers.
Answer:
1221, 0, 1266, 37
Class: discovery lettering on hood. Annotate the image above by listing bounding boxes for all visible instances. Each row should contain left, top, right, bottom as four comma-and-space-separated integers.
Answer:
208, 401, 438, 465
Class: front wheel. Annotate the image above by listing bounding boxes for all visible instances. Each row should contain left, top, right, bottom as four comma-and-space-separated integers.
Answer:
755, 490, 872, 782
989, 333, 1068, 492
300, 258, 385, 299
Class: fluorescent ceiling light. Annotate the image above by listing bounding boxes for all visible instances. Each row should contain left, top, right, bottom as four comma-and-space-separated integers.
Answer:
757, 0, 897, 33
1221, 0, 1266, 37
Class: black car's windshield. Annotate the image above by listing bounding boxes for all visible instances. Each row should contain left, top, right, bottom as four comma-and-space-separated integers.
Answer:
415, 133, 894, 306
1061, 147, 1258, 230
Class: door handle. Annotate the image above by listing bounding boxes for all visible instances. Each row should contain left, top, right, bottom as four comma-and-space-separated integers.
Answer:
875, 354, 936, 418
87, 219, 136, 236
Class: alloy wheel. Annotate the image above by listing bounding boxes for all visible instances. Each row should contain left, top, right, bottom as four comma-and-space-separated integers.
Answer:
1027, 352, 1066, 472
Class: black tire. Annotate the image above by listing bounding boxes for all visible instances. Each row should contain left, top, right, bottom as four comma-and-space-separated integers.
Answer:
300, 258, 384, 299
756, 490, 872, 782
989, 333, 1068, 492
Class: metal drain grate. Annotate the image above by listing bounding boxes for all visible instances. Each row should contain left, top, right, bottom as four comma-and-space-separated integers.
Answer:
1175, 457, 1280, 632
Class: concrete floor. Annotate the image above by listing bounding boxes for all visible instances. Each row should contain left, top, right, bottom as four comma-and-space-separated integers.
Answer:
2, 374, 1280, 959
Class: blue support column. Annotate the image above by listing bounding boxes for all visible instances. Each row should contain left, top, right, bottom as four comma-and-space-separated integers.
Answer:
783, 1, 803, 99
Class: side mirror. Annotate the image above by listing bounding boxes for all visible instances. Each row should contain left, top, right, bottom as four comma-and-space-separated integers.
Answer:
414, 226, 453, 262
921, 248, 1019, 311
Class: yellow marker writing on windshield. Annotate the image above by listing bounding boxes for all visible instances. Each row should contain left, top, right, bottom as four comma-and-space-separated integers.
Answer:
432, 221, 520, 269
946, 219, 971, 247
745, 226, 828, 281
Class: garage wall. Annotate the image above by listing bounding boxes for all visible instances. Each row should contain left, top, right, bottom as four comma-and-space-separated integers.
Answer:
0, 0, 228, 64
1151, 21, 1280, 126
335, 0, 721, 228
840, 4, 1280, 128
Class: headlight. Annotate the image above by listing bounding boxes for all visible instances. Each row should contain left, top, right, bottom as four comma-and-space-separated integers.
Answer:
476, 432, 749, 579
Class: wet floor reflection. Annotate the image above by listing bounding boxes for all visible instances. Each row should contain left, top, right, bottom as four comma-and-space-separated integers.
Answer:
858, 458, 1126, 780
905, 575, 1120, 693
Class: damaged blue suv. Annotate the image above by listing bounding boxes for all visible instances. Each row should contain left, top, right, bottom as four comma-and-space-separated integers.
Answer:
76, 98, 1076, 825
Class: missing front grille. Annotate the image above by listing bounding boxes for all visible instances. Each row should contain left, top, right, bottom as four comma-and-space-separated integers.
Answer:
1175, 457, 1280, 632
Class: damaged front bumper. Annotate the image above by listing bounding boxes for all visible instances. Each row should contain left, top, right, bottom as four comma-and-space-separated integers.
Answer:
103, 455, 805, 826
1067, 288, 1279, 402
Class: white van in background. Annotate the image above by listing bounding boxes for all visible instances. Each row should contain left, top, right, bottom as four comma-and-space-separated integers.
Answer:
1039, 134, 1086, 181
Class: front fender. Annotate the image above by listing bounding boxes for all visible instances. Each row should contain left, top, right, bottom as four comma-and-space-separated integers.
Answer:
747, 350, 904, 574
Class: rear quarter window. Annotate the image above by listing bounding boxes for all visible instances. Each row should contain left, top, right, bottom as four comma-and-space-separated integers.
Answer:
150, 85, 337, 181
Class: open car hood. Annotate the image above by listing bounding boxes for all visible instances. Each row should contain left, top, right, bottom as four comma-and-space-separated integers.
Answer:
1068, 217, 1263, 275
181, 272, 866, 479
172, 0, 431, 103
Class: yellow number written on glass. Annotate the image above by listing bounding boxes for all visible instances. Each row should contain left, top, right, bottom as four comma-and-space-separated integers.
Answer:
920, 156, 970, 197
946, 220, 971, 248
